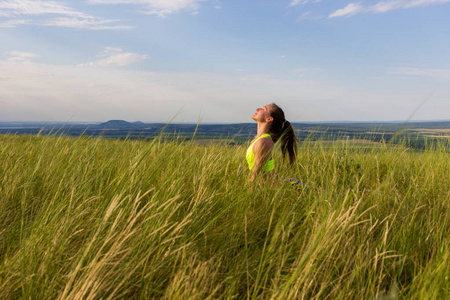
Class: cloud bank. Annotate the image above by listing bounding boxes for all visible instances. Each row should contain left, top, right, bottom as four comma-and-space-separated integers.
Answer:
5, 51, 38, 62
1, 0, 211, 28
78, 47, 148, 67
87, 0, 208, 16
289, 0, 321, 7
1, 56, 447, 122
0, 0, 132, 29
329, 0, 450, 18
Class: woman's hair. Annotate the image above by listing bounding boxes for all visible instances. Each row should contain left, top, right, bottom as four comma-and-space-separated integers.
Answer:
269, 103, 298, 165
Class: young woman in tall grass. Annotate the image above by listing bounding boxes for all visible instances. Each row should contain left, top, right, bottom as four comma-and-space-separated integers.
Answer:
247, 103, 302, 188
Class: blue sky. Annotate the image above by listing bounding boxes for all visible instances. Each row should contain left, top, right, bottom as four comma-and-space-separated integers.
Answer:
1, 0, 449, 123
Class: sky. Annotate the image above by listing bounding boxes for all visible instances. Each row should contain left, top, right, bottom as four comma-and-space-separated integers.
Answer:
1, 0, 449, 123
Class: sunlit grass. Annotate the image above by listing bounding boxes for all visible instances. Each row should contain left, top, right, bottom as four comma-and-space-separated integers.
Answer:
0, 134, 448, 299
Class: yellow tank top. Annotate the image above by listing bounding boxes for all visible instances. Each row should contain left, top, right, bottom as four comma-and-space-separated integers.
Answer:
246, 133, 275, 171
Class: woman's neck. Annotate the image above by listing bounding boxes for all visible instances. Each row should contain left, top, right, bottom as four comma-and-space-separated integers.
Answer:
256, 122, 271, 137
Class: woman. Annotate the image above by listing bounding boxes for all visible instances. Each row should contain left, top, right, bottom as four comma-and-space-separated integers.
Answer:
247, 103, 299, 185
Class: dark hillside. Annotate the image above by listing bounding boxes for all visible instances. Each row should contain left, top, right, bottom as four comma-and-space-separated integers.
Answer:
98, 120, 135, 128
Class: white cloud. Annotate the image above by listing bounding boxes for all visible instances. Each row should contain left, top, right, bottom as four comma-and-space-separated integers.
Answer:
403, 0, 450, 9
329, 3, 364, 18
5, 51, 38, 62
289, 0, 306, 6
0, 19, 31, 27
407, 0, 450, 6
289, 0, 321, 7
78, 47, 147, 67
88, 0, 208, 16
0, 0, 87, 17
296, 11, 311, 21
0, 0, 214, 28
289, 1, 322, 21
369, 1, 404, 13
0, 0, 131, 29
329, 0, 450, 18
40, 17, 133, 30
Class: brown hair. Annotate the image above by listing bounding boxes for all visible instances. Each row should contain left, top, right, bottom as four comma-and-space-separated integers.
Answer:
269, 103, 298, 165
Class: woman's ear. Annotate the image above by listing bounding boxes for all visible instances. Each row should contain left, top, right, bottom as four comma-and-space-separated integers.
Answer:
266, 116, 274, 123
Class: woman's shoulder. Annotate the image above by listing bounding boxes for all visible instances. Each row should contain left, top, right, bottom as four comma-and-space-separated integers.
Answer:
254, 134, 274, 149
261, 133, 274, 141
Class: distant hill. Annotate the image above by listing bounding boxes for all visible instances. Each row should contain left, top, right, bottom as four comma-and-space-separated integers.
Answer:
98, 120, 136, 128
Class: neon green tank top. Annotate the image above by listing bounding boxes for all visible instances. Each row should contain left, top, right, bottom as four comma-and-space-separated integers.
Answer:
246, 133, 275, 171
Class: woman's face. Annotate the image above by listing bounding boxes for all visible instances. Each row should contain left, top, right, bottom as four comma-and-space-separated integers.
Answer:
252, 104, 273, 123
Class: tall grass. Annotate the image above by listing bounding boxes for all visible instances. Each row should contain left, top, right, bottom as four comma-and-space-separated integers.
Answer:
0, 134, 448, 299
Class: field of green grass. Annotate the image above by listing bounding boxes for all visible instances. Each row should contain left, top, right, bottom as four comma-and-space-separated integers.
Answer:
0, 134, 448, 299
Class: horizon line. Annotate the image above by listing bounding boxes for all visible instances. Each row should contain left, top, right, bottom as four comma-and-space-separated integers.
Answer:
2, 119, 450, 125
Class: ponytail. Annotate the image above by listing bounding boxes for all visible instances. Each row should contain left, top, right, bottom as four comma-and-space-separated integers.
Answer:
280, 120, 297, 165
269, 103, 298, 165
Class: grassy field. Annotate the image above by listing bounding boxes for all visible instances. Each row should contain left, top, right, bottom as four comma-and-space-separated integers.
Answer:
0, 134, 449, 299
